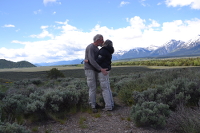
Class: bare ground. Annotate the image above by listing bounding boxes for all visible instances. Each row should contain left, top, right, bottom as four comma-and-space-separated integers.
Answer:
27, 105, 174, 133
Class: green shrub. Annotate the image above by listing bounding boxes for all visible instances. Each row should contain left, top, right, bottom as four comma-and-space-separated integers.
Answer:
133, 77, 200, 110
131, 101, 170, 128
30, 78, 42, 86
0, 85, 8, 100
0, 122, 30, 133
47, 68, 65, 79
118, 86, 134, 105
2, 94, 28, 116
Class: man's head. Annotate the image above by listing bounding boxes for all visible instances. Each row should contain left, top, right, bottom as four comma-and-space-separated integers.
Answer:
93, 34, 104, 46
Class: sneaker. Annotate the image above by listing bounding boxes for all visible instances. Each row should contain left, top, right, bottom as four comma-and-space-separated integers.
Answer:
92, 108, 98, 113
102, 108, 112, 111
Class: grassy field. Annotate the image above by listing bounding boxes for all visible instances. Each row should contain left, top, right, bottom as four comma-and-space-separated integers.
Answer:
0, 65, 195, 81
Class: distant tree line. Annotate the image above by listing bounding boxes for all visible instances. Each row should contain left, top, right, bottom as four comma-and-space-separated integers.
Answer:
112, 57, 200, 66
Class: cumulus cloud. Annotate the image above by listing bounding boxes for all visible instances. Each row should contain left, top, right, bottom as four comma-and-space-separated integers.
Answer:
1, 17, 200, 63
120, 1, 130, 7
3, 24, 15, 28
43, 0, 61, 6
165, 0, 200, 9
30, 26, 54, 39
139, 0, 150, 7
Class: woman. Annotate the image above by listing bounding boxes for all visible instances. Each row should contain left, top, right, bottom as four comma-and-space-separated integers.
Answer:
96, 39, 114, 111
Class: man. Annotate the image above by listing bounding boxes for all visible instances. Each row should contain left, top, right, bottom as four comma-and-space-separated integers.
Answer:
84, 34, 108, 113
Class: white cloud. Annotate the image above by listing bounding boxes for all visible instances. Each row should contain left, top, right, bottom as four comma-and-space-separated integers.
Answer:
16, 29, 20, 32
139, 0, 149, 7
53, 11, 56, 15
3, 24, 15, 28
148, 19, 160, 28
43, 0, 60, 6
30, 26, 54, 39
157, 2, 162, 6
165, 0, 200, 9
120, 1, 130, 7
33, 9, 42, 14
127, 16, 146, 29
1, 17, 200, 63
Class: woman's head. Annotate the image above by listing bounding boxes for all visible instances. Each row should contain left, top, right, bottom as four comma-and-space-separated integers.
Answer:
103, 39, 113, 47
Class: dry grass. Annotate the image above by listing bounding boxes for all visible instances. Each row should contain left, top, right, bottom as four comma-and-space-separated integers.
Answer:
167, 104, 200, 133
0, 66, 83, 72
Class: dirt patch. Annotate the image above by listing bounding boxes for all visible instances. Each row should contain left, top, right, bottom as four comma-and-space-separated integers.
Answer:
28, 106, 172, 133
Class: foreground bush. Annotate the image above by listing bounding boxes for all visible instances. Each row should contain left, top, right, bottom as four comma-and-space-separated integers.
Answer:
0, 122, 30, 133
131, 101, 170, 128
1, 77, 89, 122
128, 68, 200, 128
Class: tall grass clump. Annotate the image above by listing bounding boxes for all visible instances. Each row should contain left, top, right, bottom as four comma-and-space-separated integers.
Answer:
167, 104, 200, 133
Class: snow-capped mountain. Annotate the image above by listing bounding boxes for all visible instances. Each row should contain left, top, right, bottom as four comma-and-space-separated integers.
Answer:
181, 35, 200, 49
113, 35, 200, 60
150, 39, 185, 56
146, 45, 159, 51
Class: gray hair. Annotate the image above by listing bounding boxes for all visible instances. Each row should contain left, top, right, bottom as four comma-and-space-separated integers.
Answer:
104, 39, 113, 47
93, 34, 103, 42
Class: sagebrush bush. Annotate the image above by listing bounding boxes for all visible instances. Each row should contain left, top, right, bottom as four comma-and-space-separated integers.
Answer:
2, 94, 28, 116
29, 78, 42, 86
131, 101, 170, 128
133, 77, 200, 110
0, 85, 6, 100
1, 78, 89, 122
0, 121, 30, 133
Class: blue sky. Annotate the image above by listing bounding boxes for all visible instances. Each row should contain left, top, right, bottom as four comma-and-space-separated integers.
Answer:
0, 0, 200, 63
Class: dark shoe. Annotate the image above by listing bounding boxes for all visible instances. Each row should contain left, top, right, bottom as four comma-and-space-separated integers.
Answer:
95, 103, 103, 109
92, 108, 98, 113
102, 108, 112, 111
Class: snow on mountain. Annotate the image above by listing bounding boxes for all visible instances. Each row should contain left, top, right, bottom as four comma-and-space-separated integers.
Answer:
113, 50, 127, 55
146, 45, 159, 51
182, 35, 200, 48
150, 39, 185, 56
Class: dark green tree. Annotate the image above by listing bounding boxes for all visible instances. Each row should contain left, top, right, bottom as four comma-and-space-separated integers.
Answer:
47, 68, 65, 79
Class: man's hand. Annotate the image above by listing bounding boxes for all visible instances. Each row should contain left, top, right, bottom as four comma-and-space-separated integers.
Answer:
100, 68, 108, 75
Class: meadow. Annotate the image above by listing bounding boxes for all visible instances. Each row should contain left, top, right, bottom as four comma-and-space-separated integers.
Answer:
0, 64, 200, 133
0, 65, 160, 81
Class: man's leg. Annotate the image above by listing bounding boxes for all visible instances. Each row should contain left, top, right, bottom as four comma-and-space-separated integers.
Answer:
85, 70, 97, 109
98, 71, 113, 110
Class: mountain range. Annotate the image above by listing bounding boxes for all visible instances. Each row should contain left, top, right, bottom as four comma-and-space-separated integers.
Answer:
112, 35, 200, 60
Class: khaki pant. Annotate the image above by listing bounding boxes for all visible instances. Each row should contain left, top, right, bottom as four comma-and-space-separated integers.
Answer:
85, 70, 114, 109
